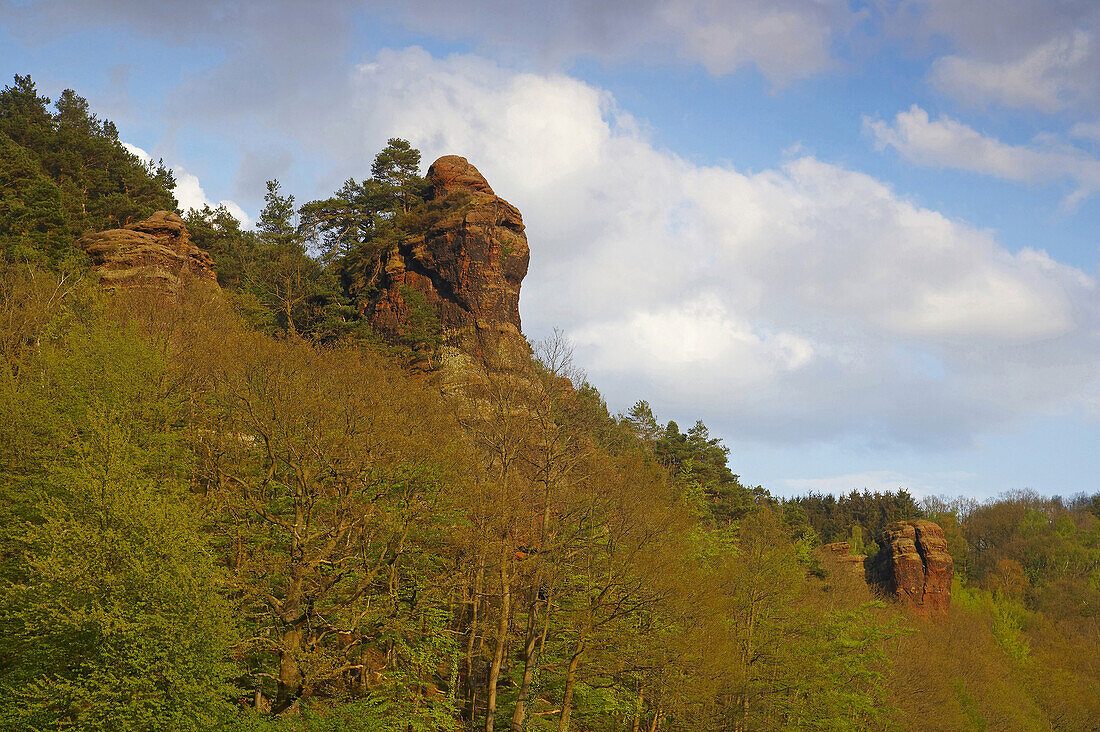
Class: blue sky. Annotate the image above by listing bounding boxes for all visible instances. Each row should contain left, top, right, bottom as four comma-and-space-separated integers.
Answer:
3, 0, 1098, 501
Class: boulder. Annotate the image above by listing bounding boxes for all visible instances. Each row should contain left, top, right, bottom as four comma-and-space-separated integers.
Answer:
79, 211, 216, 293
867, 519, 953, 618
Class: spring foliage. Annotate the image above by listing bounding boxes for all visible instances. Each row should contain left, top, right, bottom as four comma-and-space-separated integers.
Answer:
1, 78, 1098, 731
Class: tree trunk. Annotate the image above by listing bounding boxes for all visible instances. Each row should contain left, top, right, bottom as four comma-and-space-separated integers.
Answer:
509, 591, 546, 731
647, 703, 662, 732
462, 561, 486, 722
283, 298, 296, 337
736, 594, 757, 732
631, 686, 644, 732
485, 552, 512, 732
273, 625, 304, 714
556, 626, 587, 732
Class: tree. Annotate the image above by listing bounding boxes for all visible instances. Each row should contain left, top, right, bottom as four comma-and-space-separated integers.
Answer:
258, 180, 297, 245
0, 74, 52, 150
183, 204, 257, 289
0, 314, 236, 730
625, 400, 659, 443
252, 180, 324, 336
298, 178, 389, 266
850, 524, 866, 555
0, 135, 70, 265
190, 330, 470, 719
371, 138, 425, 213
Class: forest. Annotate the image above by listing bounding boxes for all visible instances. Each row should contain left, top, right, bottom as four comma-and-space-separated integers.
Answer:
1, 75, 1099, 732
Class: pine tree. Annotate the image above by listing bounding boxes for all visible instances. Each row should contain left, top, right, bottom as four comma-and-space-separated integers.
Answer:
371, 137, 425, 213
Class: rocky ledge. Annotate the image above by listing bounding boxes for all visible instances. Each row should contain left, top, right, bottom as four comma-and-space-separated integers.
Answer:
78, 211, 216, 293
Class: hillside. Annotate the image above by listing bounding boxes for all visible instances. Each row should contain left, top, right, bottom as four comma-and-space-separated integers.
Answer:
1, 77, 1099, 732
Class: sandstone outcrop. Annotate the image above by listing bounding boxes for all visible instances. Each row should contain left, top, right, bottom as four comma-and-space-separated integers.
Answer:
79, 211, 217, 293
366, 156, 532, 382
821, 541, 852, 555
866, 519, 953, 618
819, 541, 869, 577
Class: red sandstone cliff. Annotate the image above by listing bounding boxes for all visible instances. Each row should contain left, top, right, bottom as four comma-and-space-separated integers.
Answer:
867, 519, 954, 618
366, 155, 532, 380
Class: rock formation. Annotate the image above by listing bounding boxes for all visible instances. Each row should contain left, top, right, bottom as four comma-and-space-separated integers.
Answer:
819, 541, 869, 577
79, 211, 217, 293
366, 156, 532, 382
866, 520, 953, 618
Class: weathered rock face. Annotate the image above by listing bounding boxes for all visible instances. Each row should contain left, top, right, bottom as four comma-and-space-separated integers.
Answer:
426, 154, 498, 199
821, 541, 852, 555
367, 156, 532, 380
819, 541, 870, 578
867, 520, 953, 618
79, 211, 217, 293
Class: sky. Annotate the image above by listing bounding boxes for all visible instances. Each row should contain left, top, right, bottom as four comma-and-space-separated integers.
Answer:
3, 0, 1099, 501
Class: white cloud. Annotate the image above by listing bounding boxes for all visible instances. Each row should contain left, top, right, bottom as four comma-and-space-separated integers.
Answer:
896, 1, 1100, 114
1071, 121, 1100, 142
172, 171, 252, 228
342, 49, 1100, 445
572, 294, 814, 389
123, 142, 252, 227
864, 105, 1100, 207
930, 30, 1093, 113
121, 141, 152, 162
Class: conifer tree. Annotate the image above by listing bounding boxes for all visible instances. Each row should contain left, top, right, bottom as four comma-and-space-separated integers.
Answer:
371, 137, 425, 213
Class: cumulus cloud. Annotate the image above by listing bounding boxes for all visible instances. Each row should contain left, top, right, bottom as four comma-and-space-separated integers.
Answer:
930, 30, 1094, 113
339, 49, 1100, 445
123, 143, 251, 226
896, 0, 1100, 114
864, 106, 1100, 207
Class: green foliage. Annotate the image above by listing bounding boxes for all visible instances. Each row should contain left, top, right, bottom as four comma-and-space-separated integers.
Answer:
0, 75, 176, 268
397, 284, 442, 364
624, 404, 765, 525
797, 488, 924, 545
625, 399, 660, 443
0, 133, 71, 266
370, 138, 427, 213
184, 185, 364, 341
798, 603, 901, 730
184, 204, 256, 288
258, 180, 297, 245
953, 581, 1032, 663
850, 524, 866, 555
298, 178, 389, 267
951, 679, 989, 732
0, 311, 236, 731
183, 139, 438, 344
963, 490, 1100, 615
